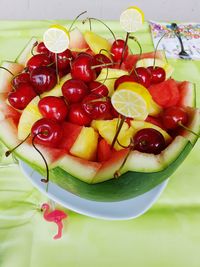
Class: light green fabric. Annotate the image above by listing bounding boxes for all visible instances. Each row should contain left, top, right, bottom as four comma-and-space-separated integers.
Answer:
0, 21, 200, 267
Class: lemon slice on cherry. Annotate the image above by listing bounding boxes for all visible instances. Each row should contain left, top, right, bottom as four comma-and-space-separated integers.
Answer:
120, 6, 144, 33
111, 82, 149, 120
43, 25, 70, 53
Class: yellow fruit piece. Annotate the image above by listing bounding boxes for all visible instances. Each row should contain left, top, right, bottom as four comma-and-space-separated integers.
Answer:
130, 120, 172, 142
136, 58, 174, 79
18, 96, 42, 140
116, 81, 162, 116
43, 25, 70, 53
120, 6, 144, 33
84, 31, 111, 57
111, 82, 150, 120
96, 68, 128, 96
70, 127, 99, 161
91, 118, 133, 151
41, 73, 72, 98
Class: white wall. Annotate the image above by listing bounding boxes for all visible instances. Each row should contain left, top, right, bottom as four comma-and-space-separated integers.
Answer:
0, 0, 199, 22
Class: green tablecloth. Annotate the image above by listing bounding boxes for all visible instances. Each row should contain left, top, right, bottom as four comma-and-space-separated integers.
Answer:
0, 21, 200, 267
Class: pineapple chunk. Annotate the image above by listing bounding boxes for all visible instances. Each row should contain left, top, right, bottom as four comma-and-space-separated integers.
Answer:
18, 96, 42, 140
84, 31, 111, 57
70, 127, 99, 161
96, 68, 128, 96
41, 73, 72, 98
91, 118, 134, 151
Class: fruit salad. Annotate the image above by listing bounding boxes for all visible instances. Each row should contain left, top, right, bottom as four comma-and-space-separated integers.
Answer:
0, 8, 199, 199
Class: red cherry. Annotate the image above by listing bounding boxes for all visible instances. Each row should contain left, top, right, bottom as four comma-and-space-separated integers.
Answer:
162, 106, 188, 130
82, 94, 112, 120
36, 42, 50, 55
71, 53, 96, 82
133, 128, 166, 154
27, 54, 52, 72
111, 39, 128, 63
132, 67, 151, 88
12, 73, 30, 89
31, 118, 63, 147
147, 66, 166, 84
8, 83, 37, 110
30, 66, 57, 94
68, 104, 92, 126
114, 75, 137, 90
93, 53, 112, 75
62, 79, 89, 103
51, 49, 73, 70
38, 96, 68, 122
88, 81, 109, 96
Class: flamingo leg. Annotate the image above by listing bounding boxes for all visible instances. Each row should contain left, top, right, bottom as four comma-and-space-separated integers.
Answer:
53, 221, 63, 240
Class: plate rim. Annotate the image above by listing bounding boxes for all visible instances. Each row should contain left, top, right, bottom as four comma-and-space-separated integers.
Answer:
19, 160, 168, 220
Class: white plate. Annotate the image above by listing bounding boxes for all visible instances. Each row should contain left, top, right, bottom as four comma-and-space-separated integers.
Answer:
19, 160, 168, 221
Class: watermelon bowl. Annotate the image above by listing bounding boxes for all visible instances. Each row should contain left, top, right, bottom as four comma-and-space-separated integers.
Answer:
0, 18, 200, 219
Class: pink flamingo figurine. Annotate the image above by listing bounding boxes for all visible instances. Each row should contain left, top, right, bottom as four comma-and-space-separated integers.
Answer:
41, 203, 68, 239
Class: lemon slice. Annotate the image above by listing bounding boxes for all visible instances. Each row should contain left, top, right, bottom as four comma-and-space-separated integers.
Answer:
120, 6, 144, 33
111, 82, 149, 120
43, 25, 70, 53
18, 96, 42, 140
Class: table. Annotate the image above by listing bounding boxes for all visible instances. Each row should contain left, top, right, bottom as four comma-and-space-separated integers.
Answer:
0, 21, 200, 267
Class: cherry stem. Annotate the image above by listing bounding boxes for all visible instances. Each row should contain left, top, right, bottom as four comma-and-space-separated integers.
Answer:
0, 66, 14, 76
129, 35, 142, 61
32, 133, 49, 183
99, 48, 114, 57
91, 62, 114, 70
69, 10, 87, 32
111, 115, 126, 149
179, 122, 200, 138
31, 41, 38, 56
83, 17, 116, 41
55, 53, 60, 85
91, 67, 109, 92
5, 134, 31, 157
153, 32, 168, 68
114, 139, 134, 178
119, 32, 130, 67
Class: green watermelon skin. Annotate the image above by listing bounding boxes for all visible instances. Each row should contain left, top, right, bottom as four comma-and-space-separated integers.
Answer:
49, 140, 193, 201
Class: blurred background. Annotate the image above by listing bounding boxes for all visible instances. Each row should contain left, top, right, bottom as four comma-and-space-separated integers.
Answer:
0, 0, 199, 21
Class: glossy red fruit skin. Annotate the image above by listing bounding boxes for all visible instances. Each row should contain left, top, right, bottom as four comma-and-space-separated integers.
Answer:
132, 67, 151, 88
145, 116, 164, 129
62, 79, 89, 103
68, 104, 92, 126
111, 39, 128, 63
51, 49, 73, 70
162, 106, 188, 130
93, 53, 112, 75
38, 96, 68, 122
36, 42, 50, 55
30, 66, 57, 94
27, 54, 52, 72
133, 128, 166, 155
147, 66, 166, 84
31, 118, 63, 147
88, 81, 109, 96
12, 73, 30, 89
82, 94, 112, 120
114, 75, 137, 90
8, 83, 37, 110
71, 53, 96, 82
